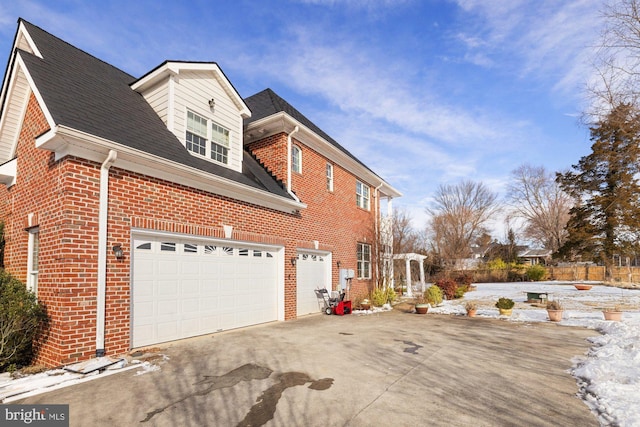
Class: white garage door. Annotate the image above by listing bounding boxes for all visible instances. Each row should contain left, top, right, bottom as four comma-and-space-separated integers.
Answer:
132, 235, 280, 348
296, 251, 330, 316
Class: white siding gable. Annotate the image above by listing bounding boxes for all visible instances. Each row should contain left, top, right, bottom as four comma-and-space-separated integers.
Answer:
133, 62, 250, 174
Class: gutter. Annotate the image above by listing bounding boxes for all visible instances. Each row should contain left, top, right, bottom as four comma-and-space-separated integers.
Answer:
96, 150, 117, 357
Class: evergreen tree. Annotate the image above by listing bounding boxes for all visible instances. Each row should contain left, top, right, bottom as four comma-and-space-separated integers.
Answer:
557, 103, 640, 276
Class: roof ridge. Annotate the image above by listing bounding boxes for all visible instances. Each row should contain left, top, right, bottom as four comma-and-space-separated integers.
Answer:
18, 18, 136, 81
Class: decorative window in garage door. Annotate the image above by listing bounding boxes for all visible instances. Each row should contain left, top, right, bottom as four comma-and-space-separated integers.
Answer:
134, 239, 277, 259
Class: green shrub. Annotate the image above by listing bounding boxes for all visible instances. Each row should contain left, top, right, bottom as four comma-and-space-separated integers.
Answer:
495, 297, 515, 309
434, 278, 458, 300
386, 287, 397, 304
487, 258, 507, 270
455, 285, 468, 299
424, 285, 443, 306
526, 264, 547, 281
0, 270, 47, 371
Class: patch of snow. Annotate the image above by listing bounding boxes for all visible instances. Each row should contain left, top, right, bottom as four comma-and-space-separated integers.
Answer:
134, 361, 161, 376
426, 281, 640, 426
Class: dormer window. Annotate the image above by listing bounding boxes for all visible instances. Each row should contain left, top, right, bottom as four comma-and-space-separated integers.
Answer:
186, 110, 230, 164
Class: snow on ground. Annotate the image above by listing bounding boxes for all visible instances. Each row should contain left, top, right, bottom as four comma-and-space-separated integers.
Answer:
1, 282, 638, 426
422, 281, 640, 427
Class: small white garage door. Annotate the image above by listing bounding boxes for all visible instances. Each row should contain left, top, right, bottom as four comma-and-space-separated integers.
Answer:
296, 251, 330, 316
132, 235, 280, 348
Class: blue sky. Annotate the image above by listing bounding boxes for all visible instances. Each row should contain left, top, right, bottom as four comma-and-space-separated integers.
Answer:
0, 0, 603, 239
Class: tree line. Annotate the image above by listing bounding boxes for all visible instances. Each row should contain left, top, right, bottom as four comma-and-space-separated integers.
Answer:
393, 0, 640, 280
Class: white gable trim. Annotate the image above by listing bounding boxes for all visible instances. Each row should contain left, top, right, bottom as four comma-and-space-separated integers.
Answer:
0, 53, 57, 164
245, 113, 402, 199
132, 62, 251, 118
36, 125, 306, 214
0, 21, 42, 107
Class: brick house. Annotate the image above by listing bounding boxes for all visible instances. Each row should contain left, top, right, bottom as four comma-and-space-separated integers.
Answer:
0, 19, 401, 367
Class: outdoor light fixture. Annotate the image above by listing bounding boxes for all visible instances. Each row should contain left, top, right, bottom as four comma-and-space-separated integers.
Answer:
208, 98, 215, 110
112, 244, 124, 260
336, 261, 341, 268
291, 257, 297, 266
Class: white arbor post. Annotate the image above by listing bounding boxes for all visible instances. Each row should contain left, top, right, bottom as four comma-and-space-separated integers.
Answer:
394, 253, 427, 297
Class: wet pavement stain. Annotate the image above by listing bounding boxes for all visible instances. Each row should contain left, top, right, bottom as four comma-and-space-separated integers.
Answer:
140, 363, 273, 423
395, 339, 423, 354
237, 372, 334, 427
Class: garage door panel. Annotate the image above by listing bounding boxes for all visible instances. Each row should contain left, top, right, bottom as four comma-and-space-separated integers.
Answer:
158, 260, 179, 275
133, 235, 279, 348
157, 281, 178, 296
297, 252, 330, 316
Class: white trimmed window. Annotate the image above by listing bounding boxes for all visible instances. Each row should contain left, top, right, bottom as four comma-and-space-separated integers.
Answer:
186, 110, 230, 165
292, 145, 302, 173
357, 243, 371, 279
326, 163, 334, 191
356, 180, 370, 210
27, 227, 39, 294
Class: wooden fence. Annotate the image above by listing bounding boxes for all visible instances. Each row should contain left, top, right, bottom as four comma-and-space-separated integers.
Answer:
442, 265, 640, 283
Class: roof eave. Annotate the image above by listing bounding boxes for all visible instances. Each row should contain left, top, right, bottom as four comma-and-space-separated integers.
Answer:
131, 61, 251, 118
36, 125, 306, 214
245, 113, 402, 199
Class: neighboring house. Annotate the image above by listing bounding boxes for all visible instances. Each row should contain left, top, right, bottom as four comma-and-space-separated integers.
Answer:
0, 19, 401, 367
517, 248, 552, 265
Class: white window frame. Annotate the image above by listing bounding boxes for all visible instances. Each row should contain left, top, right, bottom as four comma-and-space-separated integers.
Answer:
27, 227, 39, 294
292, 145, 302, 174
185, 110, 230, 165
356, 180, 370, 210
326, 163, 334, 191
357, 242, 371, 279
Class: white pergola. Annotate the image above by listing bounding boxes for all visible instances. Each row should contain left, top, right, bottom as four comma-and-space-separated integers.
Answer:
393, 253, 427, 297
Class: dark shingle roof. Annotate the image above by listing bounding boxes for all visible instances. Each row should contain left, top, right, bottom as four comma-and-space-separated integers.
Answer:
17, 19, 292, 200
243, 88, 377, 177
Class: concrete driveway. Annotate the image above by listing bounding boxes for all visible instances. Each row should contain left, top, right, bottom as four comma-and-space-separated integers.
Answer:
18, 310, 598, 426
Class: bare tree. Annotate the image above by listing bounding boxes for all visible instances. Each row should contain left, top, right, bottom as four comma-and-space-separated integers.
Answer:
392, 207, 421, 255
427, 180, 500, 265
506, 164, 572, 252
588, 0, 640, 117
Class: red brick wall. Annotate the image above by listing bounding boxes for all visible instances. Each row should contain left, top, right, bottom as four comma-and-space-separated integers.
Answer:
1, 95, 380, 366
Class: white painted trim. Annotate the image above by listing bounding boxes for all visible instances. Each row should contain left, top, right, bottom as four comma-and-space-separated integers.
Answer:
0, 21, 41, 106
0, 158, 17, 186
26, 227, 39, 294
17, 21, 43, 59
35, 125, 306, 214
245, 113, 402, 199
296, 248, 333, 293
13, 54, 57, 130
131, 62, 251, 118
167, 74, 175, 130
131, 229, 286, 322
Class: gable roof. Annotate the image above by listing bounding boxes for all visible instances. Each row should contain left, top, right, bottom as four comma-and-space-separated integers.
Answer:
4, 19, 298, 208
244, 88, 402, 199
245, 88, 371, 173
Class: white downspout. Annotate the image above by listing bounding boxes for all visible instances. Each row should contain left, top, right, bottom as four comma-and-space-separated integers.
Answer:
287, 126, 300, 199
374, 182, 383, 288
96, 150, 117, 357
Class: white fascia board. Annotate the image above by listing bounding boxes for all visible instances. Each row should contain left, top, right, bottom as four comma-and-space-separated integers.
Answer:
245, 113, 402, 199
0, 21, 41, 104
0, 157, 17, 186
13, 53, 56, 129
131, 62, 251, 118
36, 125, 306, 214
0, 62, 30, 163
